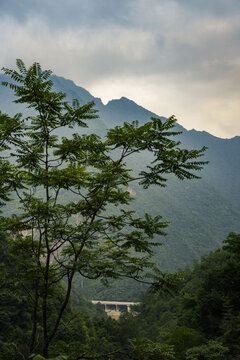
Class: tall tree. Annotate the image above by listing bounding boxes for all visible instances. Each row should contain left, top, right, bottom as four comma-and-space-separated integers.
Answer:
0, 59, 207, 358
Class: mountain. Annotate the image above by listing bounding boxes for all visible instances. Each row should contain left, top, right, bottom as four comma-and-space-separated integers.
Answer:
0, 74, 240, 278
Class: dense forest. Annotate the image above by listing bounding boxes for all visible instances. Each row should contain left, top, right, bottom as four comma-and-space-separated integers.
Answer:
0, 60, 240, 360
1, 227, 240, 359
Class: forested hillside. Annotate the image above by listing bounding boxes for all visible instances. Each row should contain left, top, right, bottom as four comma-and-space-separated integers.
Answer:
1, 72, 240, 303
1, 73, 239, 277
2, 226, 240, 359
115, 232, 240, 359
0, 61, 210, 358
52, 76, 240, 269
1, 61, 240, 360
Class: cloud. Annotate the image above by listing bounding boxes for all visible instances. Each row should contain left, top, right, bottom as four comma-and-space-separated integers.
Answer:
1, 0, 240, 137
0, 0, 132, 28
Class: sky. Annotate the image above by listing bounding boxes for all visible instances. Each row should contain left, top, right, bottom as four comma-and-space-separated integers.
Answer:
1, 0, 240, 138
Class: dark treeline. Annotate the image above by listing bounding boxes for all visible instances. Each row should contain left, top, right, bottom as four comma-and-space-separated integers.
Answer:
1, 230, 240, 359
124, 232, 240, 360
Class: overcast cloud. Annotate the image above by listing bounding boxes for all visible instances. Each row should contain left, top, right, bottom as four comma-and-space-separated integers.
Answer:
1, 0, 240, 138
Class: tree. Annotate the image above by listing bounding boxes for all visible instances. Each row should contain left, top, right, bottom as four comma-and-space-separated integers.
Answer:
0, 59, 207, 358
166, 326, 206, 360
186, 340, 230, 360
130, 338, 175, 360
0, 231, 32, 360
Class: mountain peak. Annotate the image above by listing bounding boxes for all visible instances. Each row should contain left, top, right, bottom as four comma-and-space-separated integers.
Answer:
106, 96, 137, 107
51, 74, 104, 108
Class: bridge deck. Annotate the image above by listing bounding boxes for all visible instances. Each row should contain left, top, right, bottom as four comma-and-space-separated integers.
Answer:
91, 300, 139, 306
91, 300, 140, 319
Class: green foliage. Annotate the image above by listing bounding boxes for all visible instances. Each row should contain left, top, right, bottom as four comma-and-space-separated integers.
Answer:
3, 63, 240, 360
0, 232, 32, 360
0, 59, 207, 358
0, 232, 121, 359
1, 69, 240, 277
166, 326, 206, 360
0, 341, 19, 360
1, 220, 240, 360
186, 340, 230, 360
118, 233, 240, 360
30, 355, 67, 360
130, 338, 175, 360
69, 234, 229, 360
223, 232, 240, 256
189, 234, 240, 341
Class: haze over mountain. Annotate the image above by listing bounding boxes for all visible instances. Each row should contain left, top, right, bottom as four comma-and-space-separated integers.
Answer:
1, 73, 240, 276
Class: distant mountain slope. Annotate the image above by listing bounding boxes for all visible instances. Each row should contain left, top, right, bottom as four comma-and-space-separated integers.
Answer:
51, 75, 104, 110
0, 73, 240, 275
180, 129, 240, 206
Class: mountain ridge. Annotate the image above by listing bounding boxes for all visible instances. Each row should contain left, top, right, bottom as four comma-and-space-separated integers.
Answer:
1, 72, 238, 139
0, 73, 240, 274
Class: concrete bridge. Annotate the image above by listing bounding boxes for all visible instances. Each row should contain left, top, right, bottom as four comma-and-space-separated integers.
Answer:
91, 300, 140, 319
